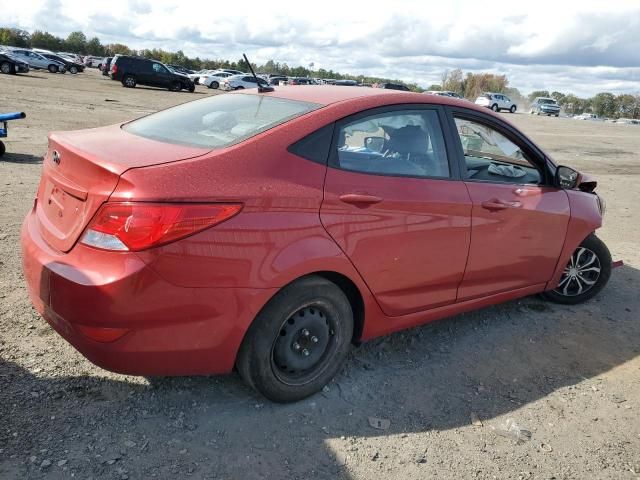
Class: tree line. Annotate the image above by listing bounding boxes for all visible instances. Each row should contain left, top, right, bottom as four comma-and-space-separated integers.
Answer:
0, 27, 421, 90
434, 68, 640, 119
3, 27, 638, 116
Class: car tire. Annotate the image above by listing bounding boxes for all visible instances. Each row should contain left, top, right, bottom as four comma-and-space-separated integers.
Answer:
48, 64, 58, 73
0, 140, 5, 157
236, 275, 354, 403
69, 65, 78, 74
235, 86, 245, 90
491, 104, 499, 112
542, 234, 611, 305
510, 105, 517, 113
0, 61, 13, 74
188, 84, 195, 93
209, 81, 219, 89
170, 81, 182, 92
122, 75, 136, 88
555, 114, 560, 117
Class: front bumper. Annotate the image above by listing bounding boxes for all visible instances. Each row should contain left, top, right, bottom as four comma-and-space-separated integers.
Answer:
21, 207, 276, 376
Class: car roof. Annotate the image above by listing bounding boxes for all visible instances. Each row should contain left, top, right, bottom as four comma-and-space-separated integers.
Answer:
240, 85, 489, 111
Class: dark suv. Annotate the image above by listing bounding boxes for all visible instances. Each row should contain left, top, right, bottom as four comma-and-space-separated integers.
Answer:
530, 97, 561, 117
109, 56, 195, 92
378, 82, 410, 91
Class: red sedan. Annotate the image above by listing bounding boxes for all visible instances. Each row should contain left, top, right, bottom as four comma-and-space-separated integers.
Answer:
21, 86, 612, 402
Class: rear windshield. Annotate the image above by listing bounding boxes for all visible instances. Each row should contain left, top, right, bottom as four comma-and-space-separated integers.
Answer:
123, 94, 321, 148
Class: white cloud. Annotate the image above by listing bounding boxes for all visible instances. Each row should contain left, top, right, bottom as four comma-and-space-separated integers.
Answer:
2, 0, 639, 96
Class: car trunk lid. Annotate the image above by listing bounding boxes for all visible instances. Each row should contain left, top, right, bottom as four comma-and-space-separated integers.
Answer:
35, 125, 210, 252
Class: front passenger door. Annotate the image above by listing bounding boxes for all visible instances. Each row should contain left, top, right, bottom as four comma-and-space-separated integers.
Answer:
449, 112, 570, 300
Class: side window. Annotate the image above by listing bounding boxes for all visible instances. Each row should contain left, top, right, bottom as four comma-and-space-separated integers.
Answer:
336, 110, 450, 178
453, 117, 542, 185
288, 124, 334, 165
152, 63, 165, 73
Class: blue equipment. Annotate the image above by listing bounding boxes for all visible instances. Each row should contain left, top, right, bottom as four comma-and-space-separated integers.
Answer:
0, 111, 27, 157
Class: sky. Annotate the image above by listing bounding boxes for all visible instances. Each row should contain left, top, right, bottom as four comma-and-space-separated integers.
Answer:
2, 0, 640, 96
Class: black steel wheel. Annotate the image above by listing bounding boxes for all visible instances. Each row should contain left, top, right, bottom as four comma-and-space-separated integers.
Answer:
542, 234, 611, 304
236, 275, 353, 402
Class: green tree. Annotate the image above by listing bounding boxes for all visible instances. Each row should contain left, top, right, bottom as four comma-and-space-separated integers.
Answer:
427, 84, 442, 91
30, 30, 62, 50
85, 37, 104, 55
592, 92, 616, 118
0, 28, 31, 47
551, 91, 566, 104
442, 68, 464, 95
65, 31, 87, 53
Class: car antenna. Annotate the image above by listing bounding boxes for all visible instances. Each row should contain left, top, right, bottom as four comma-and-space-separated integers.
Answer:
243, 53, 274, 93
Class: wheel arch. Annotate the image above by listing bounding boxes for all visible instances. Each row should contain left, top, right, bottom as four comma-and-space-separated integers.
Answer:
546, 191, 604, 291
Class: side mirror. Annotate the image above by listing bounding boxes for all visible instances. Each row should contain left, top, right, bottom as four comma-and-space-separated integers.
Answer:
364, 136, 385, 153
555, 166, 580, 189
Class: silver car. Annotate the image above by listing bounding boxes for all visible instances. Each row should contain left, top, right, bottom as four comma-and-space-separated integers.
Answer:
475, 92, 517, 113
9, 49, 66, 73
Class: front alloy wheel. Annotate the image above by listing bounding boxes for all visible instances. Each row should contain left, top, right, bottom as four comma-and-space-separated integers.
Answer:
543, 234, 611, 304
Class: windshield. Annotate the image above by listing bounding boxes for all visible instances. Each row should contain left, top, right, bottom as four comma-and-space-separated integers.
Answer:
539, 99, 557, 105
123, 94, 321, 149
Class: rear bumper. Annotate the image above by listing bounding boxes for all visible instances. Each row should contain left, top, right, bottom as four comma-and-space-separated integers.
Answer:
20, 208, 276, 376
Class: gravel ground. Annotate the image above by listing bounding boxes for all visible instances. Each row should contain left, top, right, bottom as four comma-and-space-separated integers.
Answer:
1, 69, 639, 480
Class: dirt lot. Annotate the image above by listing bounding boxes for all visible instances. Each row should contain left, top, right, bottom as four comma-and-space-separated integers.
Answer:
1, 69, 639, 480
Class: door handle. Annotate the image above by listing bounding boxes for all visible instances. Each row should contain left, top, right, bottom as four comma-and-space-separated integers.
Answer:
481, 199, 522, 210
339, 193, 383, 205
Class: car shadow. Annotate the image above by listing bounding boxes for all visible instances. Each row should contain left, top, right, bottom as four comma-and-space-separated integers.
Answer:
1, 264, 638, 478
0, 152, 43, 164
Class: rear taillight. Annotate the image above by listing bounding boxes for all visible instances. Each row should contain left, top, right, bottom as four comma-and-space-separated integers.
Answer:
80, 202, 242, 251
112, 64, 117, 74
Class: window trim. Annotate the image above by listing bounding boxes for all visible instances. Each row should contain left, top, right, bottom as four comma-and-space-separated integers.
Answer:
328, 104, 463, 181
444, 106, 553, 186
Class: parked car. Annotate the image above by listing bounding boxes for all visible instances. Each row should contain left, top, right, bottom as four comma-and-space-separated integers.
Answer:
7, 49, 66, 73
475, 92, 516, 113
102, 57, 113, 76
574, 113, 601, 121
0, 52, 30, 74
289, 77, 317, 85
378, 82, 410, 91
167, 64, 194, 75
109, 55, 195, 92
220, 74, 270, 90
84, 56, 106, 68
530, 97, 560, 116
615, 118, 640, 125
268, 76, 289, 86
20, 87, 613, 402
188, 69, 219, 84
201, 71, 234, 89
57, 52, 83, 63
334, 79, 358, 86
427, 90, 464, 100
40, 53, 84, 74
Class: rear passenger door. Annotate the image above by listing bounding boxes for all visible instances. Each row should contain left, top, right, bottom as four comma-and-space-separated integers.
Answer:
320, 106, 472, 316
